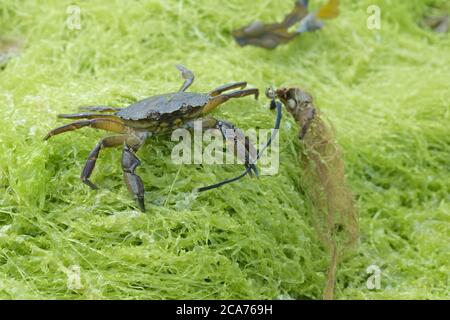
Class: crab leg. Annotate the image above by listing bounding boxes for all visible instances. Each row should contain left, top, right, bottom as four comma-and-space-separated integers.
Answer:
176, 64, 195, 92
122, 143, 146, 211
198, 99, 283, 192
209, 82, 247, 97
79, 106, 122, 113
184, 116, 258, 176
43, 118, 127, 140
58, 113, 121, 120
203, 88, 259, 113
217, 119, 259, 176
81, 135, 127, 189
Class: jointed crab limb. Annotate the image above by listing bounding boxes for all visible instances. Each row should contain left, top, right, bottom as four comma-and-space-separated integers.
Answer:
203, 88, 259, 113
122, 144, 146, 211
215, 119, 259, 177
79, 106, 122, 113
43, 118, 127, 140
222, 88, 259, 100
209, 82, 247, 97
185, 116, 259, 177
176, 64, 195, 92
198, 98, 282, 192
58, 113, 121, 120
81, 135, 127, 189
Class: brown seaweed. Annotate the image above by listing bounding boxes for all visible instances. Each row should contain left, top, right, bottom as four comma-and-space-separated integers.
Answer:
423, 15, 449, 33
422, 5, 449, 33
267, 87, 358, 299
232, 0, 339, 49
0, 37, 22, 67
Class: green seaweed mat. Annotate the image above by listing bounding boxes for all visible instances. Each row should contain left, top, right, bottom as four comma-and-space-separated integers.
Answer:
0, 0, 448, 299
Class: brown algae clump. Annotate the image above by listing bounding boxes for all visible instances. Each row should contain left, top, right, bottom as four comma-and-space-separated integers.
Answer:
0, 37, 22, 67
268, 87, 359, 299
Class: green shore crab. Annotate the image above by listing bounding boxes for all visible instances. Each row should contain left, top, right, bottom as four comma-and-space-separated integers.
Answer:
44, 65, 263, 211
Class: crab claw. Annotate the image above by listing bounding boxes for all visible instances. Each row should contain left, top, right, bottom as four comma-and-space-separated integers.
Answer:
217, 120, 258, 177
246, 163, 259, 178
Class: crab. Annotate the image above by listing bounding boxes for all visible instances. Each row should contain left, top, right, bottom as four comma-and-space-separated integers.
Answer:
44, 65, 260, 212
